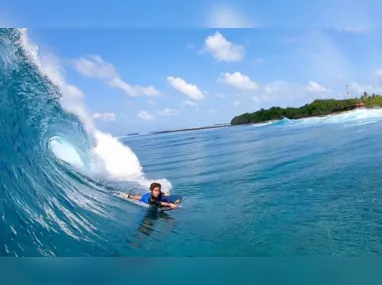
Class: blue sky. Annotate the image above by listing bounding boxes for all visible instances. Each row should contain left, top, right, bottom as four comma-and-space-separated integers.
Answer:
2, 0, 382, 135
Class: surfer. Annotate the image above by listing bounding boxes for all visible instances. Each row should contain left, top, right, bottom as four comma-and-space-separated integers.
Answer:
122, 182, 178, 209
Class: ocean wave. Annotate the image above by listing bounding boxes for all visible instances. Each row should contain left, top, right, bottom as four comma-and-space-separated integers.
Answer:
256, 108, 382, 129
0, 28, 171, 256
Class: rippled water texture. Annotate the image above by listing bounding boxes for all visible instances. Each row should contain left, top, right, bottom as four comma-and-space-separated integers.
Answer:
2, 29, 382, 257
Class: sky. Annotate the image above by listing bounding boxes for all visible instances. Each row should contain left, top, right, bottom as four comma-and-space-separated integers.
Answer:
2, 0, 382, 135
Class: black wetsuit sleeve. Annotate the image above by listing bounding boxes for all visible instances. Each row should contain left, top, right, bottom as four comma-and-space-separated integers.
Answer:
148, 196, 162, 207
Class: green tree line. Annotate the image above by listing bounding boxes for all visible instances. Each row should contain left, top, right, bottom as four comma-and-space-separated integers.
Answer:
230, 92, 382, 125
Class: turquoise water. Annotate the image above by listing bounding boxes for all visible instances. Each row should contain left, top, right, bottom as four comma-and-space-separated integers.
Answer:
2, 28, 382, 257
122, 117, 382, 256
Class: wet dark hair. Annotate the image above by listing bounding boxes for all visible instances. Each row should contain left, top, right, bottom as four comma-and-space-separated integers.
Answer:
150, 182, 161, 191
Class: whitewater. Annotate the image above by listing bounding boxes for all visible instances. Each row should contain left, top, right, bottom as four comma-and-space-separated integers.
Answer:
2, 28, 382, 257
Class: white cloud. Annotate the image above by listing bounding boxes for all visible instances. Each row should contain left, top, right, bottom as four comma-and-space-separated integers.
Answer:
204, 31, 245, 62
74, 55, 159, 97
167, 76, 204, 101
206, 4, 256, 28
74, 55, 118, 78
374, 69, 382, 76
306, 81, 332, 93
182, 100, 199, 108
137, 110, 154, 121
158, 108, 179, 116
92, 112, 116, 122
108, 77, 159, 97
219, 72, 259, 90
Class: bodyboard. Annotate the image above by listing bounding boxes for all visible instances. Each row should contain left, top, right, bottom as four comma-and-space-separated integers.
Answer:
157, 194, 185, 211
114, 192, 185, 211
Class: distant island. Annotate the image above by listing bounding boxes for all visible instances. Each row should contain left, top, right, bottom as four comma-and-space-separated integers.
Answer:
231, 92, 382, 125
151, 123, 230, 134
124, 123, 231, 137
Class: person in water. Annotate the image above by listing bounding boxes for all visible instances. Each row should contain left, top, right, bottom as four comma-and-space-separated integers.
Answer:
122, 182, 178, 209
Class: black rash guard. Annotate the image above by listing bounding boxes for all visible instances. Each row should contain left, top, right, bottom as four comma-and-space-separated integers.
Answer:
148, 194, 168, 207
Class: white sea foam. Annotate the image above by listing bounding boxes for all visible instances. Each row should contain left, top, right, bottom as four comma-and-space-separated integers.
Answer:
18, 29, 172, 194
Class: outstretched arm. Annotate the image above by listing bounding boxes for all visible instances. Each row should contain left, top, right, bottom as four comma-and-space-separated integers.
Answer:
149, 197, 178, 209
121, 193, 141, 201
159, 201, 178, 209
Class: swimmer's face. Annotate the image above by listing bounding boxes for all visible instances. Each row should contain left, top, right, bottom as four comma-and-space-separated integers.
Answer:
152, 187, 161, 197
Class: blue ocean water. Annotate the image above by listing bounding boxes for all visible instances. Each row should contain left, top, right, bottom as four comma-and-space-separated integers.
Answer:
2, 28, 382, 257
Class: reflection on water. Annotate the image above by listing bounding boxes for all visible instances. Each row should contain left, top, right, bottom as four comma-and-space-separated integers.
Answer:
126, 208, 175, 248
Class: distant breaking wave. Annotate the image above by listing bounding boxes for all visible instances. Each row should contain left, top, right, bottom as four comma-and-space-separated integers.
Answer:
252, 108, 382, 129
